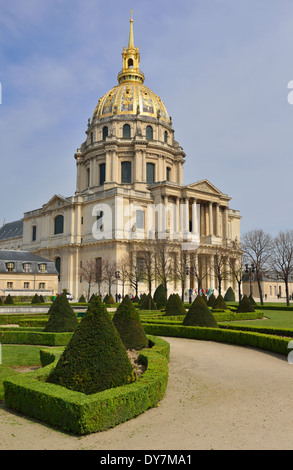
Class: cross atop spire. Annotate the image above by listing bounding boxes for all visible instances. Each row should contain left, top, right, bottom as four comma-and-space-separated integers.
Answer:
128, 10, 135, 49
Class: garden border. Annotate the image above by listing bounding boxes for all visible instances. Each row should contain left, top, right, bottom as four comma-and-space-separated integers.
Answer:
3, 335, 169, 435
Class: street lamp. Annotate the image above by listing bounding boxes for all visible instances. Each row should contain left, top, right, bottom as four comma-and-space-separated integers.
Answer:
245, 263, 255, 297
115, 270, 120, 302
185, 265, 194, 304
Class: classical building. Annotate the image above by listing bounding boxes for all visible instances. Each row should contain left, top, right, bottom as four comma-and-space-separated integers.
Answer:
0, 250, 59, 299
0, 14, 241, 300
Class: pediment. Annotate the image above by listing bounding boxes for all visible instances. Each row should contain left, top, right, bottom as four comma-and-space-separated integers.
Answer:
188, 180, 224, 196
41, 194, 71, 213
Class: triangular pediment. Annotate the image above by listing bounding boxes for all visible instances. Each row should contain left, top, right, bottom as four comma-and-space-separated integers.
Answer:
188, 179, 225, 196
41, 194, 71, 213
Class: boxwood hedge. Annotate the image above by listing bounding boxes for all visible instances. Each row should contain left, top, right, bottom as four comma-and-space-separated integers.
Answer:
3, 335, 169, 435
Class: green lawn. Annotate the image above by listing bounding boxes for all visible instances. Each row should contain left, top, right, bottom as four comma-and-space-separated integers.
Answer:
223, 310, 293, 329
0, 345, 44, 400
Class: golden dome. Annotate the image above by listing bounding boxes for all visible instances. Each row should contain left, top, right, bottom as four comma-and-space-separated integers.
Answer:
92, 12, 170, 125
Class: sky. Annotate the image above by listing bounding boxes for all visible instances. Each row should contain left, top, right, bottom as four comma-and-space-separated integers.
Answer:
0, 0, 293, 237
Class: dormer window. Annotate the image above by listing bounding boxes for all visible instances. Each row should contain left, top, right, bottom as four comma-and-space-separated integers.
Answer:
39, 263, 46, 273
23, 263, 31, 273
6, 262, 15, 272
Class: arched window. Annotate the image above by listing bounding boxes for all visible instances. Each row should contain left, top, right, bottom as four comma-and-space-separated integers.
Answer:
164, 131, 168, 143
123, 124, 131, 139
54, 215, 64, 235
55, 257, 61, 282
146, 162, 155, 184
128, 58, 134, 68
166, 167, 171, 181
146, 125, 153, 140
102, 126, 108, 141
90, 132, 94, 144
121, 161, 132, 183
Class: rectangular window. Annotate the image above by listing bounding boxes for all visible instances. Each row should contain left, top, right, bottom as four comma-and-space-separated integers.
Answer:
136, 257, 144, 276
7, 282, 13, 289
32, 225, 37, 241
23, 263, 31, 273
146, 163, 155, 184
39, 264, 46, 273
87, 168, 90, 188
166, 167, 171, 181
100, 163, 106, 185
6, 262, 15, 272
24, 282, 30, 289
39, 283, 45, 289
121, 161, 132, 183
136, 210, 145, 229
97, 211, 104, 231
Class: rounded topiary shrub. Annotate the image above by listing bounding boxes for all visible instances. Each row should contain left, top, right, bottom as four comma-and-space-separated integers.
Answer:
112, 295, 148, 350
153, 284, 167, 309
79, 294, 86, 303
139, 293, 156, 310
165, 293, 186, 316
212, 294, 228, 310
31, 294, 41, 304
46, 296, 136, 395
44, 294, 79, 332
237, 294, 255, 313
207, 293, 216, 307
4, 294, 14, 305
183, 295, 218, 327
224, 287, 236, 302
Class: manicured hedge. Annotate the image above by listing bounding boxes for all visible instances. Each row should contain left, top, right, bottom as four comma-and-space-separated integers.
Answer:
143, 323, 291, 356
3, 335, 169, 435
0, 328, 72, 346
219, 323, 293, 338
0, 314, 48, 325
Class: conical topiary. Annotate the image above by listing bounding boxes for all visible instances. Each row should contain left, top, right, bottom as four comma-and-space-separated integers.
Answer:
224, 287, 236, 302
44, 294, 79, 332
212, 294, 228, 310
249, 294, 257, 305
165, 293, 186, 316
4, 294, 14, 305
201, 293, 208, 303
112, 295, 148, 350
79, 294, 86, 303
46, 296, 136, 395
39, 295, 45, 303
183, 295, 218, 327
207, 293, 216, 307
133, 295, 140, 303
105, 294, 115, 304
153, 284, 167, 309
31, 293, 40, 304
139, 293, 156, 310
237, 294, 255, 313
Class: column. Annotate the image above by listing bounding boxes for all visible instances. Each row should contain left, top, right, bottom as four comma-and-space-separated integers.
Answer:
142, 150, 146, 182
105, 151, 111, 182
215, 203, 220, 237
209, 202, 213, 236
224, 206, 229, 239
176, 197, 180, 238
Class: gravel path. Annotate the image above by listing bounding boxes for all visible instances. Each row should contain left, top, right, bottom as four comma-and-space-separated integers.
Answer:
1, 337, 293, 450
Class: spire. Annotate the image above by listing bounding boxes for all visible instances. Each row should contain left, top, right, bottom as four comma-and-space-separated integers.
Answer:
128, 10, 134, 49
117, 10, 145, 84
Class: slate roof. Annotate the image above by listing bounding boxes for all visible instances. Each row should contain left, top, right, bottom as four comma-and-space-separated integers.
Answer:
0, 220, 23, 240
0, 250, 58, 274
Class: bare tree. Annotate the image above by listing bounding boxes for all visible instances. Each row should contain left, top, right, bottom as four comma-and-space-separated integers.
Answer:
80, 260, 97, 301
116, 255, 129, 299
126, 252, 145, 297
154, 241, 174, 296
172, 249, 189, 301
95, 257, 104, 296
142, 241, 157, 296
242, 229, 272, 305
103, 259, 117, 296
209, 248, 230, 296
270, 230, 293, 306
228, 257, 243, 302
